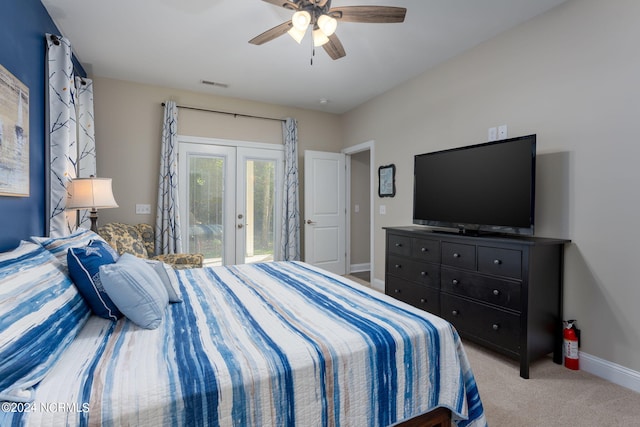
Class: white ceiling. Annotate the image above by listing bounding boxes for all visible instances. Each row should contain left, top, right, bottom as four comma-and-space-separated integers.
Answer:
41, 0, 566, 114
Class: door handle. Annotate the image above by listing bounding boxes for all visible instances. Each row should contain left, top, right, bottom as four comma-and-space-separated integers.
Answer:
237, 224, 243, 229
306, 220, 316, 225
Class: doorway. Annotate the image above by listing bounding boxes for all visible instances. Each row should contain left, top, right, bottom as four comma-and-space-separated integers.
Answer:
178, 139, 284, 266
343, 140, 374, 284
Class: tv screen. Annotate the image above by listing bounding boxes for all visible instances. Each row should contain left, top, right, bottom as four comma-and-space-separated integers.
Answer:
413, 134, 536, 235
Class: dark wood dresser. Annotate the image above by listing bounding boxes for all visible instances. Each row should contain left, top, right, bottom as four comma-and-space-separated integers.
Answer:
384, 226, 569, 378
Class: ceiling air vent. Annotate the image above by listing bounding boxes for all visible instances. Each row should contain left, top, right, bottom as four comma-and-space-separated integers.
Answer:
201, 80, 229, 88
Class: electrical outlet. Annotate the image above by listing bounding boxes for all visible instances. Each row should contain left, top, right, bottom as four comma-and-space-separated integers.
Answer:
135, 204, 151, 214
498, 125, 508, 140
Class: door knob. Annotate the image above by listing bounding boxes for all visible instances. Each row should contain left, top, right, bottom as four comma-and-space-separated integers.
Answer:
306, 219, 316, 225
237, 224, 243, 229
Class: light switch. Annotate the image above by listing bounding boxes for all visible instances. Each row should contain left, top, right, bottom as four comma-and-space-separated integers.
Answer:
488, 127, 497, 141
379, 205, 386, 215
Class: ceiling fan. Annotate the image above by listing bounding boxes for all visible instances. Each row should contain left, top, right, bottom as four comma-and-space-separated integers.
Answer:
249, 0, 407, 60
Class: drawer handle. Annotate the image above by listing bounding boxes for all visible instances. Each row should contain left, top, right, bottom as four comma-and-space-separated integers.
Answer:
395, 243, 403, 247
420, 298, 427, 303
452, 279, 459, 285
453, 253, 460, 258
394, 289, 401, 294
420, 271, 427, 276
395, 264, 401, 269
493, 259, 502, 265
492, 324, 500, 331
452, 310, 459, 316
492, 289, 500, 296
421, 247, 428, 252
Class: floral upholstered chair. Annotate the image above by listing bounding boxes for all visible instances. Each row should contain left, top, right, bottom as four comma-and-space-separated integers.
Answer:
98, 223, 203, 269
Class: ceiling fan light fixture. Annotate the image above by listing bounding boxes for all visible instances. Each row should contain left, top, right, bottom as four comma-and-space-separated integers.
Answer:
291, 10, 311, 31
317, 14, 337, 36
288, 26, 306, 44
312, 28, 329, 47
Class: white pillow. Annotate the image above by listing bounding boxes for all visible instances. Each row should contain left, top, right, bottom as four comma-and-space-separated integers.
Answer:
99, 254, 169, 329
145, 259, 183, 303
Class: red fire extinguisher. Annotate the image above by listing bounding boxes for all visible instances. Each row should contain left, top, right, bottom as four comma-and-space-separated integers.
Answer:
563, 320, 579, 370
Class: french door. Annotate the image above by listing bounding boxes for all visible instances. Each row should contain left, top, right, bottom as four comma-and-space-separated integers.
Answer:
178, 140, 283, 266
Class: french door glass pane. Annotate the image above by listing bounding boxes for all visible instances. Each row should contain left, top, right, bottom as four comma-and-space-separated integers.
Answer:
189, 156, 224, 266
245, 159, 276, 264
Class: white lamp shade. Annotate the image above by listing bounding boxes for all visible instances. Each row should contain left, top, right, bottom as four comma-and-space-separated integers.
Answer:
312, 28, 329, 47
67, 177, 119, 210
288, 26, 306, 44
291, 10, 311, 32
317, 14, 337, 36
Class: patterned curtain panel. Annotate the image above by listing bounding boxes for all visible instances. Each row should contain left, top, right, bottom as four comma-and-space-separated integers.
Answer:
155, 101, 182, 255
280, 118, 300, 261
75, 77, 97, 229
46, 34, 97, 237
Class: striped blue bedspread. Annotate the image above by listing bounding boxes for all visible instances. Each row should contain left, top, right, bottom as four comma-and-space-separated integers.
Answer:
7, 261, 486, 426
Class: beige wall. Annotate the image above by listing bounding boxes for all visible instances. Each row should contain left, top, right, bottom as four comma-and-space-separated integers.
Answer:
350, 150, 371, 266
94, 77, 344, 255
342, 0, 640, 372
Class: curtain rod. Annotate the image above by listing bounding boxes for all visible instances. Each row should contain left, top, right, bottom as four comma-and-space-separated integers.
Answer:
161, 102, 285, 123
49, 34, 88, 86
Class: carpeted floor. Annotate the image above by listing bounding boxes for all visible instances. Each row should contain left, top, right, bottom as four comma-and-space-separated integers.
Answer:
462, 339, 640, 426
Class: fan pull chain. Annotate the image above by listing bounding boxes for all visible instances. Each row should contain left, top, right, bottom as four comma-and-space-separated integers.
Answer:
310, 34, 315, 66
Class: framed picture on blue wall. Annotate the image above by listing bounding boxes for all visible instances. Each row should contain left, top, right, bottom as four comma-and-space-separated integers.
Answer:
0, 64, 29, 197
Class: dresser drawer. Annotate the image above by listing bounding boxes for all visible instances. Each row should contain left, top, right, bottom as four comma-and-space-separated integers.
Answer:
411, 238, 440, 262
441, 294, 520, 353
386, 276, 440, 315
441, 267, 521, 311
387, 234, 411, 257
387, 255, 440, 288
478, 246, 522, 279
441, 242, 476, 270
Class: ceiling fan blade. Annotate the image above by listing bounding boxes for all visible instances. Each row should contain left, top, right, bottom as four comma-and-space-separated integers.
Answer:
323, 33, 346, 60
249, 21, 293, 45
330, 6, 407, 23
261, 0, 299, 10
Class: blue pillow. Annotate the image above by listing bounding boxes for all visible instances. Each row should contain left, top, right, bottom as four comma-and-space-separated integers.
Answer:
67, 239, 122, 320
0, 241, 90, 402
32, 227, 109, 273
99, 254, 169, 329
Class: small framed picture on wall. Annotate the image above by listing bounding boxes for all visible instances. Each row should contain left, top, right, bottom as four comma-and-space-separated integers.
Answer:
378, 164, 395, 197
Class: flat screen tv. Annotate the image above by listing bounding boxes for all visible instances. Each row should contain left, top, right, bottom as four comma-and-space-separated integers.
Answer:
413, 134, 536, 236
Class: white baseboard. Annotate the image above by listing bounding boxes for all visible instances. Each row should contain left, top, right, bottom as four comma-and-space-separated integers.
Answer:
349, 263, 370, 273
371, 277, 385, 292
580, 351, 640, 394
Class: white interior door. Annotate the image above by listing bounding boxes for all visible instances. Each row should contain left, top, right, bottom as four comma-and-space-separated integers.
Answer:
179, 141, 283, 266
304, 150, 346, 275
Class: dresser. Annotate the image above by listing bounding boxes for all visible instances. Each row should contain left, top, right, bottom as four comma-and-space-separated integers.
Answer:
384, 226, 569, 379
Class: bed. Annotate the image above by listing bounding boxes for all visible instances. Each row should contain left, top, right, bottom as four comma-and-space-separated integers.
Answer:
0, 230, 486, 426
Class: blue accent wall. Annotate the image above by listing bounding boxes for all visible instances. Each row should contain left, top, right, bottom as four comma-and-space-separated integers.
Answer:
0, 0, 63, 251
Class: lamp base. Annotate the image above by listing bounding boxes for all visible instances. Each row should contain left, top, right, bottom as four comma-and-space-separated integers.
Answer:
89, 209, 99, 233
